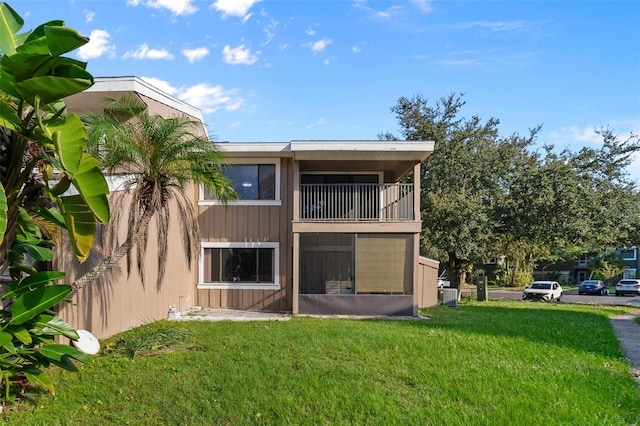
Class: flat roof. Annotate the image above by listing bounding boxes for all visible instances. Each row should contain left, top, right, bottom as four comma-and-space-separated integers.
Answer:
220, 140, 434, 162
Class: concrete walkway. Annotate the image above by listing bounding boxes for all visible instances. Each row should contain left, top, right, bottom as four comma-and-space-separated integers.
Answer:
610, 311, 640, 390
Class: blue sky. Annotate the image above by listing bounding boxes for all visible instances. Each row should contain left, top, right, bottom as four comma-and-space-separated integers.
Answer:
13, 0, 640, 176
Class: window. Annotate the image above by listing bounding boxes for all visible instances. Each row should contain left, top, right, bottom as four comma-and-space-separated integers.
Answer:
198, 242, 280, 290
199, 158, 280, 205
620, 248, 637, 261
623, 268, 637, 279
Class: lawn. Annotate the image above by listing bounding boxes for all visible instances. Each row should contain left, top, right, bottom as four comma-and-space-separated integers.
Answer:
3, 300, 640, 425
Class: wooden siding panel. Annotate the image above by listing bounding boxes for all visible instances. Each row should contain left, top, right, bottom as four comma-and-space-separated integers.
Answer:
197, 159, 293, 312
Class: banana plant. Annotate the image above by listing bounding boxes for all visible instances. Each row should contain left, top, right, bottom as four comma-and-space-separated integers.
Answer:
0, 2, 111, 399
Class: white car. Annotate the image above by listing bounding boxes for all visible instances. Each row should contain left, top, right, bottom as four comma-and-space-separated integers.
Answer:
522, 281, 563, 301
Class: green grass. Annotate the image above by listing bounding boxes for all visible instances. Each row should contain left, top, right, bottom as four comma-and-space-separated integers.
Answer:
3, 300, 640, 425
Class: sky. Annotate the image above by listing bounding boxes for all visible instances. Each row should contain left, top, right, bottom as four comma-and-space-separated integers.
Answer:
12, 0, 640, 177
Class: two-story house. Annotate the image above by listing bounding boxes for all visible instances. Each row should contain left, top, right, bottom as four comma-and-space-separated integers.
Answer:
58, 76, 439, 339
197, 141, 435, 316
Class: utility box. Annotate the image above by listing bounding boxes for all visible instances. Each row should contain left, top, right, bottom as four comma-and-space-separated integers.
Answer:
439, 288, 458, 307
477, 276, 488, 301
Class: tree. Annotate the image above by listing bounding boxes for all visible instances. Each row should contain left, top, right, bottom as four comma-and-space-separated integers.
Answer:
71, 96, 236, 291
0, 2, 109, 398
389, 93, 527, 292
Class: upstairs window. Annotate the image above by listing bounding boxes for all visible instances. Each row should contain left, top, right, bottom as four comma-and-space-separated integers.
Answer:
200, 158, 280, 205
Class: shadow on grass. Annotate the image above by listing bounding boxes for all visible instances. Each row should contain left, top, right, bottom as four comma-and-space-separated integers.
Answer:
366, 302, 628, 359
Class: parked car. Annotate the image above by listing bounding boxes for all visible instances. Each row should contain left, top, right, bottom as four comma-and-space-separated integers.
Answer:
615, 279, 640, 296
578, 280, 608, 295
522, 281, 563, 301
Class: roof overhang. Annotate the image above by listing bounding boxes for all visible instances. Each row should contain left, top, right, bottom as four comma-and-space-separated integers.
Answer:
64, 76, 203, 122
219, 140, 434, 180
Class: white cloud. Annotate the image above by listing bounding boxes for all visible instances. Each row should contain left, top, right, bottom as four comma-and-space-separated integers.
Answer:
353, 0, 405, 21
307, 117, 326, 129
306, 27, 317, 36
77, 30, 116, 60
262, 19, 279, 46
450, 21, 526, 32
83, 10, 95, 23
182, 47, 210, 63
140, 78, 245, 114
140, 77, 177, 95
127, 0, 198, 16
123, 43, 175, 60
222, 44, 258, 65
411, 0, 433, 13
212, 0, 261, 19
323, 57, 335, 66
548, 125, 602, 145
352, 46, 361, 54
310, 38, 332, 54
179, 83, 245, 113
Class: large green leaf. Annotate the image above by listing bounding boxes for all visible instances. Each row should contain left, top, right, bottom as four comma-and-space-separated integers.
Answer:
48, 113, 86, 174
71, 154, 110, 224
33, 315, 79, 340
57, 195, 98, 262
35, 344, 91, 364
13, 72, 93, 105
24, 370, 55, 395
10, 242, 53, 262
44, 25, 89, 56
0, 96, 20, 130
0, 184, 6, 248
0, 2, 23, 55
10, 285, 71, 325
5, 325, 31, 345
35, 206, 67, 229
4, 271, 66, 299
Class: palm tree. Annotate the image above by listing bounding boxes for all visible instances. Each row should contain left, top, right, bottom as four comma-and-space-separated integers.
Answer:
71, 96, 236, 291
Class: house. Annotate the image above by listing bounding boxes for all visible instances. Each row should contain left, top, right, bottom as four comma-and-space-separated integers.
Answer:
197, 140, 436, 316
58, 76, 439, 339
619, 247, 639, 279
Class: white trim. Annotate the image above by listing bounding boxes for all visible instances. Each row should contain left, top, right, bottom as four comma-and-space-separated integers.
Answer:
198, 158, 281, 205
91, 77, 203, 122
198, 241, 280, 289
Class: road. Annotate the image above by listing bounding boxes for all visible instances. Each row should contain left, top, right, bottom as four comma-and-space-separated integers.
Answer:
460, 288, 640, 308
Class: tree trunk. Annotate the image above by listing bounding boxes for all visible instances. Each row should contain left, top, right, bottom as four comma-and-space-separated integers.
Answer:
446, 254, 467, 301
70, 208, 154, 292
510, 259, 520, 287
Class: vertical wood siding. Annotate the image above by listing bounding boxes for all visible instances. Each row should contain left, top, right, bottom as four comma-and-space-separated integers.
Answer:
197, 158, 293, 312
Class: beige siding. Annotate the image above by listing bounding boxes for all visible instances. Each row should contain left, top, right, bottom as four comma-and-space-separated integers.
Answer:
416, 256, 439, 308
55, 186, 197, 339
196, 159, 294, 311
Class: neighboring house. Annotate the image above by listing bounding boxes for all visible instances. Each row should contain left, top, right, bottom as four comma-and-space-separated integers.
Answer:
197, 140, 438, 316
56, 76, 440, 339
619, 247, 638, 279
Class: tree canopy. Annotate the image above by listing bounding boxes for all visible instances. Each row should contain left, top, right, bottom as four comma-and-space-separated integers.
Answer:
386, 93, 640, 290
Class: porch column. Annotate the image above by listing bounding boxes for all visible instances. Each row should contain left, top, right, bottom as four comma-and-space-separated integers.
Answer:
292, 232, 300, 314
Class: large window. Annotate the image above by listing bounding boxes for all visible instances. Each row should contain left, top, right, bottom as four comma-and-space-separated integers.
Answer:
199, 159, 280, 205
199, 242, 280, 290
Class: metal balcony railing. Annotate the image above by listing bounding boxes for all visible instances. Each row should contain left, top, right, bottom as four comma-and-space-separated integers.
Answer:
299, 183, 414, 221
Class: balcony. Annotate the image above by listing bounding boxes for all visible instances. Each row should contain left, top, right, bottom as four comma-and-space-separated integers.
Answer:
300, 183, 415, 221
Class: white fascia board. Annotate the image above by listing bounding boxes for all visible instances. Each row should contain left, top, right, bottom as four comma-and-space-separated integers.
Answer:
90, 77, 203, 122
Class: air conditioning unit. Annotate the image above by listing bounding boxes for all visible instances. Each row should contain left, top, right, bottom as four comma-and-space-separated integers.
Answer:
439, 288, 458, 307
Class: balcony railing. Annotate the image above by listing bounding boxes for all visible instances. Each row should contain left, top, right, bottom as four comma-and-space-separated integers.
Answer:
300, 183, 414, 221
